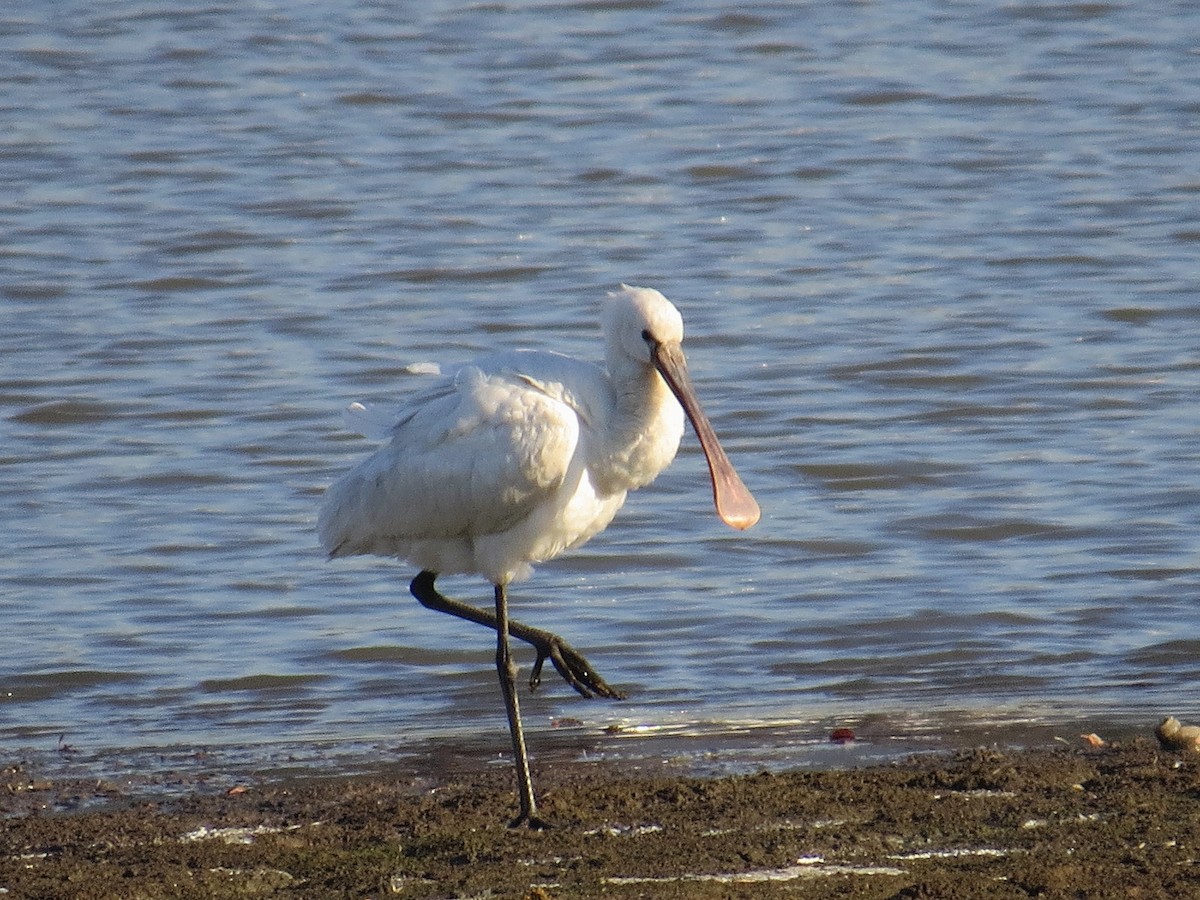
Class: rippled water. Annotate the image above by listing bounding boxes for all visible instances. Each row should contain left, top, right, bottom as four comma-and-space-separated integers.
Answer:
2, 0, 1198, 775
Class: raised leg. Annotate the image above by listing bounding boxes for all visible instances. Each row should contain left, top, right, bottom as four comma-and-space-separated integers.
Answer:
410, 571, 626, 701
494, 583, 547, 828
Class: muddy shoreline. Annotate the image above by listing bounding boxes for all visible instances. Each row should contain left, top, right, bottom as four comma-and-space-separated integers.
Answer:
4, 733, 1199, 898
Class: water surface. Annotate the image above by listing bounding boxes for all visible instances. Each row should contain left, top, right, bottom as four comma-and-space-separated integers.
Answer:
2, 0, 1198, 776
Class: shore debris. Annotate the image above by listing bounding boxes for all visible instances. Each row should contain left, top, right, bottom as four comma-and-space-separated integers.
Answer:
1155, 717, 1200, 752
829, 728, 856, 745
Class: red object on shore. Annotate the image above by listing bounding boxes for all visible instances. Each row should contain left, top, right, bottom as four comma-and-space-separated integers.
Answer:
829, 727, 856, 744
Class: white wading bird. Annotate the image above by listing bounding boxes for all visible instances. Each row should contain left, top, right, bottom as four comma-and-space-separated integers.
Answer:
318, 285, 759, 827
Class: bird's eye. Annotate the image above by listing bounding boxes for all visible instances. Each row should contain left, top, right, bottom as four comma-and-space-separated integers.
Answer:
640, 329, 653, 343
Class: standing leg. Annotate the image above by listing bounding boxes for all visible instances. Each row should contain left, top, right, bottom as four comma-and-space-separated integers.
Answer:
494, 582, 547, 829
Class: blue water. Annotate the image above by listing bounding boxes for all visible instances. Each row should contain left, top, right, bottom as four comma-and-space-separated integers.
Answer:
2, 0, 1198, 779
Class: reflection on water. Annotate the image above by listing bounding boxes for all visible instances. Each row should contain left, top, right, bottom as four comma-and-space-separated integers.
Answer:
1, 0, 1198, 773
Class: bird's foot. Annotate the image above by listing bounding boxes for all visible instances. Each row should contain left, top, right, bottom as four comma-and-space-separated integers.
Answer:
410, 572, 626, 702
509, 811, 551, 830
528, 637, 627, 701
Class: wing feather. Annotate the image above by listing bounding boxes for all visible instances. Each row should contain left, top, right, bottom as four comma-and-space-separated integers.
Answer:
318, 364, 581, 559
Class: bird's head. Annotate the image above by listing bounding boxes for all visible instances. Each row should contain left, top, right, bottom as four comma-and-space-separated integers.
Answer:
602, 284, 760, 531
602, 283, 684, 369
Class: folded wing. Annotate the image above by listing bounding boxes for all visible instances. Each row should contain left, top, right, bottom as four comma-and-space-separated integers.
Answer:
318, 364, 581, 559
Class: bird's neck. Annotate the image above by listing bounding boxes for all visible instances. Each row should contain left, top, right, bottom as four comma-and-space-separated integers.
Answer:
594, 361, 685, 494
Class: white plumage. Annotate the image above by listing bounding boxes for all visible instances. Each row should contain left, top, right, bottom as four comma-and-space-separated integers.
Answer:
319, 284, 757, 580
318, 284, 758, 827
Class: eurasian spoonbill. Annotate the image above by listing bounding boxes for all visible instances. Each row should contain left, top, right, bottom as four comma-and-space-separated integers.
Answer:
318, 284, 759, 826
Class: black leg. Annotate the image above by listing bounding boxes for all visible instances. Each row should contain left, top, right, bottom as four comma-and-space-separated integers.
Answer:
410, 571, 626, 701
494, 583, 547, 829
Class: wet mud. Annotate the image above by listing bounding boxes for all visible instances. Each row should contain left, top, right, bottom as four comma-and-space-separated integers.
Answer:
4, 738, 1199, 898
